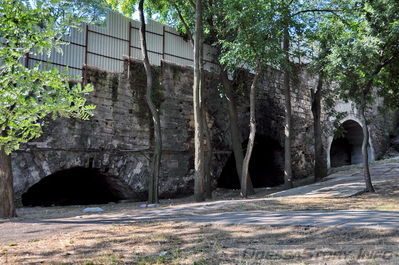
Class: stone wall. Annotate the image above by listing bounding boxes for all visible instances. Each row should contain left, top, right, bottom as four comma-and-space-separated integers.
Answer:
12, 59, 392, 200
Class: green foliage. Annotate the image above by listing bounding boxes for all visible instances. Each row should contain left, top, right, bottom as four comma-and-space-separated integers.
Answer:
218, 0, 282, 71
26, 0, 111, 24
0, 0, 95, 154
325, 0, 399, 107
102, 0, 399, 111
104, 0, 195, 40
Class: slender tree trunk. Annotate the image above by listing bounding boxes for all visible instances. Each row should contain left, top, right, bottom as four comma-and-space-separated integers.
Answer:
241, 66, 261, 198
200, 46, 212, 199
283, 24, 293, 189
359, 97, 375, 192
0, 137, 16, 218
193, 0, 205, 202
311, 73, 327, 181
220, 70, 255, 194
139, 0, 162, 204
203, 108, 213, 199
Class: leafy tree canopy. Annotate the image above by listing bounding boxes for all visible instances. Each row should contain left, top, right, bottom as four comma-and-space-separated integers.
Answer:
325, 0, 399, 107
25, 0, 112, 23
0, 0, 95, 154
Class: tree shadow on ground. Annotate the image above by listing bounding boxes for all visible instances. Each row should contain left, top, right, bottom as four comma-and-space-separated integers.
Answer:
1, 220, 399, 265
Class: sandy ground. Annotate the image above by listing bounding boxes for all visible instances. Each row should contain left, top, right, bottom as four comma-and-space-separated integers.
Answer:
1, 159, 399, 264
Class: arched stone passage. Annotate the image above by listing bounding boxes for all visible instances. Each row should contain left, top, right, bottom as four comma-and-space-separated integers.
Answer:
21, 167, 134, 206
217, 135, 284, 189
330, 120, 371, 167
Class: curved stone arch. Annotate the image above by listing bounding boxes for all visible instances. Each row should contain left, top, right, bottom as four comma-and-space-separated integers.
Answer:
326, 115, 375, 169
12, 151, 147, 198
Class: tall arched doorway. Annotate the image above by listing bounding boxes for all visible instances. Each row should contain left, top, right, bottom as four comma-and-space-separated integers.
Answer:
22, 167, 133, 206
329, 119, 372, 167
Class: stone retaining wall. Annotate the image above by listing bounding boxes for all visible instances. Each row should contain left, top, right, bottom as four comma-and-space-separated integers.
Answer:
12, 59, 392, 200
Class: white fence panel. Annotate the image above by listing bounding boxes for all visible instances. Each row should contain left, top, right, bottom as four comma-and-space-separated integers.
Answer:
88, 32, 128, 59
88, 53, 124, 73
63, 26, 86, 46
148, 53, 163, 66
58, 44, 84, 69
146, 20, 164, 35
165, 29, 193, 62
89, 12, 129, 41
130, 26, 141, 54
146, 33, 163, 55
131, 47, 142, 60
23, 11, 220, 76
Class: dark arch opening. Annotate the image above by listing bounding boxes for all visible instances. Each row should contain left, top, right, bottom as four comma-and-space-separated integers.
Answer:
217, 135, 284, 189
330, 120, 364, 167
22, 167, 131, 207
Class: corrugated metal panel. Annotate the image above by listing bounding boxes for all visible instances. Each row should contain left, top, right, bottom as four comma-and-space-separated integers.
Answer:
63, 25, 86, 45
88, 32, 128, 60
68, 68, 83, 78
165, 30, 193, 62
28, 57, 81, 78
131, 47, 143, 60
23, 10, 220, 75
146, 33, 163, 55
87, 53, 123, 73
148, 53, 162, 66
89, 12, 129, 41
131, 27, 141, 52
131, 46, 161, 66
62, 44, 84, 69
146, 20, 164, 35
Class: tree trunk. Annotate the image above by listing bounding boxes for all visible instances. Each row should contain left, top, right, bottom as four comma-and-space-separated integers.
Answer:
193, 0, 205, 202
202, 108, 213, 199
359, 98, 375, 192
283, 24, 293, 189
200, 45, 212, 199
311, 73, 327, 181
139, 0, 162, 204
0, 144, 16, 218
220, 70, 255, 195
241, 65, 261, 198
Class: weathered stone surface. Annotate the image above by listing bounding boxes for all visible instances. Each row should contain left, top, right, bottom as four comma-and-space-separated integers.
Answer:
12, 59, 394, 201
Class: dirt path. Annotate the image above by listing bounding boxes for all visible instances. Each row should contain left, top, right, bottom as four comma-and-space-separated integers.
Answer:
2, 208, 399, 244
1, 159, 399, 245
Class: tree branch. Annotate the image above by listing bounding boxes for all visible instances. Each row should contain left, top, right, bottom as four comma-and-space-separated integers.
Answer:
364, 50, 399, 94
172, 2, 194, 46
292, 9, 341, 17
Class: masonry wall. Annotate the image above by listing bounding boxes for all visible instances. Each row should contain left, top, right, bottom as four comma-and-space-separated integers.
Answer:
12, 59, 390, 200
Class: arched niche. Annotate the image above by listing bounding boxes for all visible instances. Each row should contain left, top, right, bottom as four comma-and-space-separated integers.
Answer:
327, 118, 374, 168
21, 167, 134, 206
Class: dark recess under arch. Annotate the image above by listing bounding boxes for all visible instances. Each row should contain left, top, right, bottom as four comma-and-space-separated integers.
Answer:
218, 135, 284, 189
330, 120, 364, 168
22, 167, 130, 207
